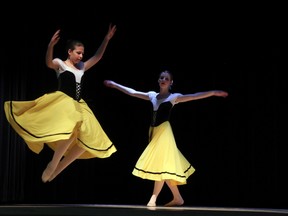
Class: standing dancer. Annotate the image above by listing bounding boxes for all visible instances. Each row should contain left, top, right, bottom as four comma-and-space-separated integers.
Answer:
104, 70, 228, 206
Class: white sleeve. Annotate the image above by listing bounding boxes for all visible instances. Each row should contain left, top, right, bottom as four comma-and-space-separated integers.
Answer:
148, 91, 157, 100
170, 93, 183, 105
52, 58, 65, 74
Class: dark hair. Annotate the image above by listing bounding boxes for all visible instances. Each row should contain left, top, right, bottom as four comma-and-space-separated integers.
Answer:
66, 40, 84, 52
160, 70, 173, 81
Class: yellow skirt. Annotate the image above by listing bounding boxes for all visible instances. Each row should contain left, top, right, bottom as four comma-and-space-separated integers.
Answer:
132, 121, 195, 185
4, 91, 117, 159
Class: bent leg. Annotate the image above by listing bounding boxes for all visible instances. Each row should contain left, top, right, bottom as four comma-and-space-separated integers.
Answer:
41, 132, 77, 183
42, 138, 76, 182
147, 180, 165, 207
48, 144, 86, 182
164, 180, 184, 207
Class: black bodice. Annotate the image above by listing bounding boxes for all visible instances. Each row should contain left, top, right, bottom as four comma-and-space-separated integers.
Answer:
150, 101, 173, 127
58, 71, 82, 101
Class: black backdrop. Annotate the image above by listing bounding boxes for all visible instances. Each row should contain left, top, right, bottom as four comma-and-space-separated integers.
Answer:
1, 2, 288, 209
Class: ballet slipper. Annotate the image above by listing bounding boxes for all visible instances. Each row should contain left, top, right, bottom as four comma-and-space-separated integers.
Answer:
147, 195, 157, 207
147, 202, 156, 207
147, 206, 156, 210
41, 162, 56, 183
164, 199, 184, 207
47, 172, 57, 182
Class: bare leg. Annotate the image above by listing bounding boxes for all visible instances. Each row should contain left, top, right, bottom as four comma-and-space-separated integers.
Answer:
47, 144, 86, 182
164, 180, 184, 207
41, 134, 76, 183
147, 180, 165, 207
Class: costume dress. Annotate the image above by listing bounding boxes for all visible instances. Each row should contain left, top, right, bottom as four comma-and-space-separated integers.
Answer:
4, 58, 116, 159
132, 92, 195, 185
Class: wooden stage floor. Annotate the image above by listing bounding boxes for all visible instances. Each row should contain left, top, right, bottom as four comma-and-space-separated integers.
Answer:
0, 204, 287, 216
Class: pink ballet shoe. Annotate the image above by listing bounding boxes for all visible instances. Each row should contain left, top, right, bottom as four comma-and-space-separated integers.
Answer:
41, 162, 55, 183
164, 199, 184, 207
147, 194, 156, 207
147, 202, 156, 207
47, 173, 57, 182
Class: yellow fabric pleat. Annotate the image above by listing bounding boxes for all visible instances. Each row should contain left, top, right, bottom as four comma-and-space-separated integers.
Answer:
4, 91, 116, 159
132, 121, 195, 185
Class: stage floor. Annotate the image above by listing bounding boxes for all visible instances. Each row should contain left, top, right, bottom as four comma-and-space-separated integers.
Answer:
0, 204, 288, 216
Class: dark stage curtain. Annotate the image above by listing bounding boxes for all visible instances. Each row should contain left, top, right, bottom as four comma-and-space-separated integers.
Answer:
1, 2, 288, 209
0, 56, 27, 203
